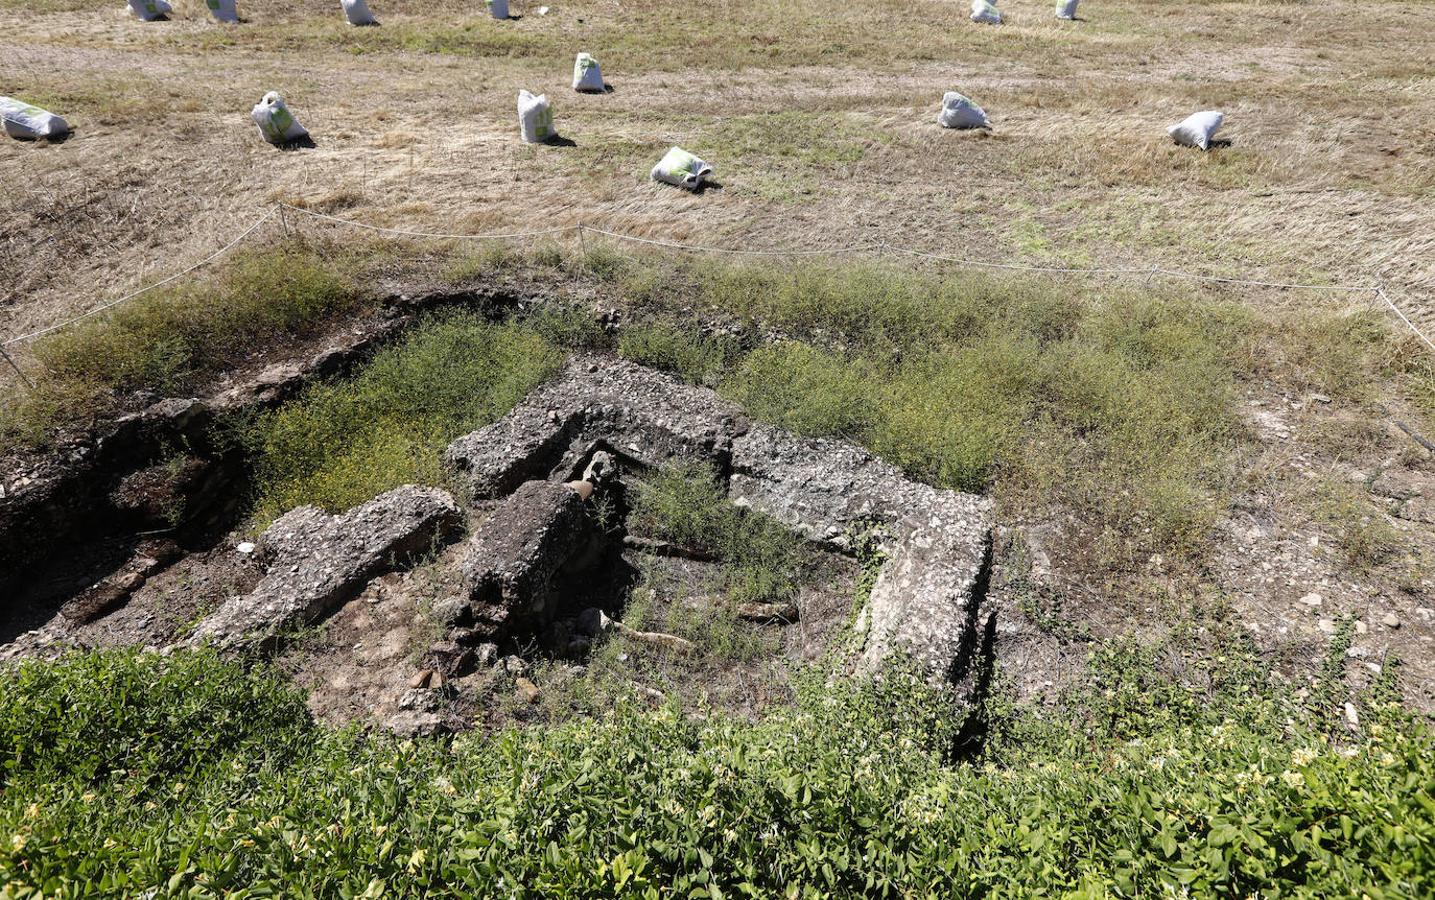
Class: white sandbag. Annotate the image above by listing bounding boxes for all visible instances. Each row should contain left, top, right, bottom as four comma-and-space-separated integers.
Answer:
487, 0, 510, 19
205, 0, 239, 23
938, 92, 989, 130
517, 90, 554, 143
1, 97, 70, 141
251, 92, 309, 145
971, 0, 1001, 24
651, 147, 713, 191
1167, 110, 1224, 150
127, 0, 172, 21
341, 0, 377, 26
1056, 0, 1079, 19
573, 53, 605, 93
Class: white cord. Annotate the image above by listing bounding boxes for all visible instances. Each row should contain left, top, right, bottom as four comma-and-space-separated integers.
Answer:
1376, 287, 1435, 354
282, 204, 574, 241
584, 226, 879, 257
3, 208, 278, 347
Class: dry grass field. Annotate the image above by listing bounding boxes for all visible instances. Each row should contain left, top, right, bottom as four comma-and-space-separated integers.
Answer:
5, 0, 1435, 344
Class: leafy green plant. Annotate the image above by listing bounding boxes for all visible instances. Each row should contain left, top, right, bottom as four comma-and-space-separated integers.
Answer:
1, 644, 1428, 897
618, 323, 738, 386
247, 312, 562, 524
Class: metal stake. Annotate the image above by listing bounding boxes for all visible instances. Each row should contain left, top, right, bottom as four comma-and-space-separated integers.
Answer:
0, 344, 34, 390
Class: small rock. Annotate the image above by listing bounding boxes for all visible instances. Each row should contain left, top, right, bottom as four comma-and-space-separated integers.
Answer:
1344, 702, 1360, 728
1298, 592, 1323, 608
737, 600, 799, 624
423, 640, 475, 677
449, 626, 481, 645
502, 655, 528, 675
236, 541, 256, 555
137, 537, 183, 567
432, 595, 471, 628
515, 677, 540, 704
1383, 613, 1401, 629
386, 709, 448, 737
1318, 618, 1337, 634
1310, 393, 1331, 404
1355, 620, 1368, 635
475, 642, 499, 668
409, 668, 435, 689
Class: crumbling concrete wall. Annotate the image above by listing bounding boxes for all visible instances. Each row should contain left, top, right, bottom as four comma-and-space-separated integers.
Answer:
729, 424, 992, 680
187, 485, 462, 650
437, 480, 596, 635
444, 355, 746, 499
443, 357, 994, 683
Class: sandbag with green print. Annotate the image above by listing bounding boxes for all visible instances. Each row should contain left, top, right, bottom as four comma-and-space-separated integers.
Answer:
573, 53, 606, 93
650, 147, 713, 191
2, 97, 69, 140
250, 92, 309, 146
127, 0, 172, 21
206, 0, 240, 24
517, 90, 555, 143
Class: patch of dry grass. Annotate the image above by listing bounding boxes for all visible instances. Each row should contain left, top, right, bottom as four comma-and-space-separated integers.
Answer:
7, 0, 1435, 352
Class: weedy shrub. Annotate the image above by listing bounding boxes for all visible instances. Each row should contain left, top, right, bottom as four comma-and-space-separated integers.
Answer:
724, 341, 882, 439
1314, 478, 1404, 571
1, 639, 1428, 897
440, 241, 523, 282
618, 323, 738, 386
247, 312, 562, 524
695, 273, 1242, 559
0, 242, 357, 452
627, 461, 806, 605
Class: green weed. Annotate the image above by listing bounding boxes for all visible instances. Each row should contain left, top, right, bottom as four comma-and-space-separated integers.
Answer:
627, 461, 806, 607
2, 641, 1427, 896
247, 312, 562, 524
0, 242, 358, 452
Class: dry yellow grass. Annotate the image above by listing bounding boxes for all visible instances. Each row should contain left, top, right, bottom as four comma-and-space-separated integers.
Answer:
3, 0, 1435, 348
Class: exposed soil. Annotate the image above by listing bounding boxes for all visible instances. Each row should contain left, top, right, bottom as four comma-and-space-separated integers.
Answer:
986, 384, 1435, 713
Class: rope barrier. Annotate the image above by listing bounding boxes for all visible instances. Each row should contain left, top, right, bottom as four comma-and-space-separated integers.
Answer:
582, 225, 880, 258
280, 204, 573, 241
4, 202, 1434, 363
1147, 267, 1378, 293
2, 207, 278, 347
886, 245, 1147, 277
1377, 286, 1435, 354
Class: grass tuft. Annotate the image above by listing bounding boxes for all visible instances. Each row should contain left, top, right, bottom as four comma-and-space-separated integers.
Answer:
1, 242, 358, 452
628, 461, 806, 606
246, 312, 562, 524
